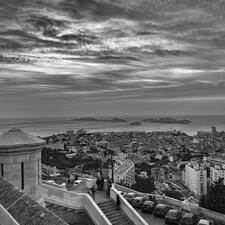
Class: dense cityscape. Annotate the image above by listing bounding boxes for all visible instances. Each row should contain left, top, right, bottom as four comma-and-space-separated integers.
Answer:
38, 126, 225, 224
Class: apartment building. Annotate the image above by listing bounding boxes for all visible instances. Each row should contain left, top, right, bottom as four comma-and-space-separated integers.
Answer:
185, 163, 207, 197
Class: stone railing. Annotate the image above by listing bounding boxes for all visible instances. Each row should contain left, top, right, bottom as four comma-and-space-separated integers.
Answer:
114, 184, 225, 224
199, 207, 225, 223
41, 184, 112, 225
110, 185, 148, 225
0, 204, 20, 225
42, 180, 66, 189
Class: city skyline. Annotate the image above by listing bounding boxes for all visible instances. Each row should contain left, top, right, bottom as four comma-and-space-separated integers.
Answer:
1, 0, 225, 117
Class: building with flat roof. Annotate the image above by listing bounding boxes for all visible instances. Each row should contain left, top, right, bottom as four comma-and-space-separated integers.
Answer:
184, 163, 207, 197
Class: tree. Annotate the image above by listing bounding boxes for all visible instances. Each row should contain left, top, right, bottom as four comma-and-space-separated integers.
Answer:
130, 176, 155, 193
200, 178, 225, 214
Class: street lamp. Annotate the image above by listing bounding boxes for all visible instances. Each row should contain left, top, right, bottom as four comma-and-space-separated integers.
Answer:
104, 149, 115, 184
110, 153, 114, 184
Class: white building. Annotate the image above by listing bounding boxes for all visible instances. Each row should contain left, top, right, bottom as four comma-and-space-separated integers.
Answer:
185, 163, 207, 197
110, 158, 135, 187
210, 164, 225, 185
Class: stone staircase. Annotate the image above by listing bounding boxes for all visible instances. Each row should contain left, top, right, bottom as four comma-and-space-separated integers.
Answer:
97, 200, 134, 225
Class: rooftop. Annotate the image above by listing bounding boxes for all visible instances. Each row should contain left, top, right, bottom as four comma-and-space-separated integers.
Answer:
0, 177, 68, 225
0, 128, 45, 148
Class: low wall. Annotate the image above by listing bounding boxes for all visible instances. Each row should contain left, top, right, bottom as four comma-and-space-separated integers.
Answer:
199, 207, 225, 223
114, 184, 225, 224
110, 186, 148, 225
42, 180, 66, 189
0, 204, 20, 225
41, 184, 112, 225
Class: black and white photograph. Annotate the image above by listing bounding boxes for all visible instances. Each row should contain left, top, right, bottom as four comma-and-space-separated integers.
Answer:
0, 1, 225, 225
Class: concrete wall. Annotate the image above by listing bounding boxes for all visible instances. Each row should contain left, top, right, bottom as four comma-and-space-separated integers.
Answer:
110, 185, 148, 225
41, 183, 112, 225
0, 150, 42, 201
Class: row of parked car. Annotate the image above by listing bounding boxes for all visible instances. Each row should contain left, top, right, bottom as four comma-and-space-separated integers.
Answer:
120, 192, 213, 225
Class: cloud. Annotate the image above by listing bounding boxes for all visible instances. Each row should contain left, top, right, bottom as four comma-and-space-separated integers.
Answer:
1, 0, 225, 117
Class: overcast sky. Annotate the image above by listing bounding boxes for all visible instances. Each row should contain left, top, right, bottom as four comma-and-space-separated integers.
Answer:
0, 0, 225, 118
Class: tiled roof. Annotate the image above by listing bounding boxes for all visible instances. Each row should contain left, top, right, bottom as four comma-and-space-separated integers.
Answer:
0, 177, 23, 209
0, 128, 45, 147
0, 177, 68, 225
46, 203, 94, 225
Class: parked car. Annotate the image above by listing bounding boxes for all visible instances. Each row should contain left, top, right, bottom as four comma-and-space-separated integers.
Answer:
73, 180, 82, 186
46, 180, 56, 184
197, 219, 211, 225
132, 196, 147, 208
181, 213, 198, 225
141, 200, 156, 214
153, 203, 171, 218
124, 192, 138, 204
165, 209, 182, 224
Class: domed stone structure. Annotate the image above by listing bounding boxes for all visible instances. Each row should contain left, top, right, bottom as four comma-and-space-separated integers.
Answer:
0, 127, 45, 201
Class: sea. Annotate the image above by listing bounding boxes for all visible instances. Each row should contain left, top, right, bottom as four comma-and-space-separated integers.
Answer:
0, 115, 225, 137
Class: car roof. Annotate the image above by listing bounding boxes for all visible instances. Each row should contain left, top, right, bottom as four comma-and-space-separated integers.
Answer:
156, 203, 168, 208
183, 213, 194, 218
166, 209, 179, 217
198, 219, 210, 225
134, 196, 143, 200
168, 209, 178, 213
144, 200, 154, 205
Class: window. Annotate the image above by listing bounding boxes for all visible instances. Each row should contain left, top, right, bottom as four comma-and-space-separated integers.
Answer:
1, 164, 3, 177
21, 162, 24, 190
200, 183, 204, 194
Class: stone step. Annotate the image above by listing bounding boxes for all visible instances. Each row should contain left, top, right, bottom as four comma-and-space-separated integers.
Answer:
97, 200, 134, 225
104, 210, 123, 217
98, 200, 115, 207
109, 215, 128, 223
100, 205, 119, 212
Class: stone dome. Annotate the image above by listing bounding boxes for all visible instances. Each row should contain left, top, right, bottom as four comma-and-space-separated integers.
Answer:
0, 127, 45, 148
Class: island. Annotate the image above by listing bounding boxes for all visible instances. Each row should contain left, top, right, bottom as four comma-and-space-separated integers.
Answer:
72, 117, 127, 123
142, 117, 192, 124
130, 121, 142, 126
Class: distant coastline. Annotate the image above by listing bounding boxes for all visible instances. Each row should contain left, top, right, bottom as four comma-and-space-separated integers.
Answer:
72, 117, 192, 125
1, 115, 224, 137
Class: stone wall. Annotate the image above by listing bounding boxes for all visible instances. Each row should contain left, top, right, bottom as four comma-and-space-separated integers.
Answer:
0, 150, 42, 201
41, 183, 112, 225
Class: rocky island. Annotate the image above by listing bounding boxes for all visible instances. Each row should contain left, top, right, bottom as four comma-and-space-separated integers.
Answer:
72, 117, 127, 123
130, 121, 142, 126
142, 117, 192, 124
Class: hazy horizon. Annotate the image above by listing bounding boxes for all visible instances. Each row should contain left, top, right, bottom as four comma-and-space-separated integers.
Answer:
1, 0, 225, 118
0, 113, 225, 120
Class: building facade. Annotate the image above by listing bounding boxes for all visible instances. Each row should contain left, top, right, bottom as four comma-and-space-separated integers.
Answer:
185, 163, 207, 197
112, 158, 135, 187
0, 127, 45, 202
210, 164, 225, 185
